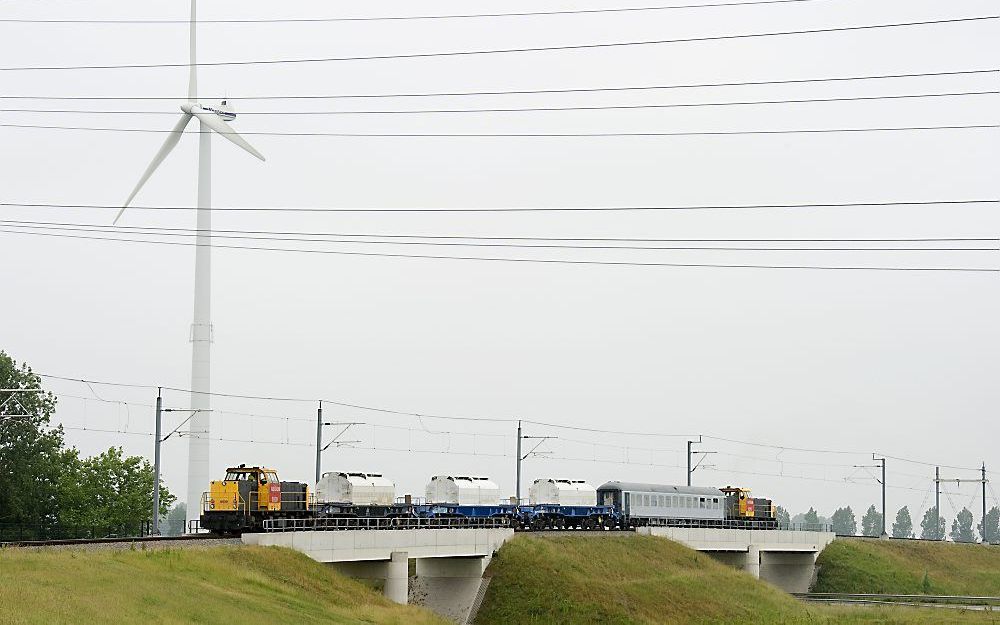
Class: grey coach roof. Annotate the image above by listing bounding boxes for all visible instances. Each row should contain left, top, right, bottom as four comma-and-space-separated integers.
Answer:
597, 482, 723, 496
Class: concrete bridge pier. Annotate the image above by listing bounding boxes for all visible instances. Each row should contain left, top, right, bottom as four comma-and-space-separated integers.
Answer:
744, 544, 760, 579
412, 556, 489, 622
331, 551, 409, 604
759, 551, 819, 592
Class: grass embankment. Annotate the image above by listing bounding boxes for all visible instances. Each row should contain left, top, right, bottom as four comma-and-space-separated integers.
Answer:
815, 537, 1000, 595
0, 545, 445, 625
475, 534, 997, 625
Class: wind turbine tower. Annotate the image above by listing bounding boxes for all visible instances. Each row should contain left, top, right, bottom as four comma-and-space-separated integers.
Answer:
114, 0, 265, 531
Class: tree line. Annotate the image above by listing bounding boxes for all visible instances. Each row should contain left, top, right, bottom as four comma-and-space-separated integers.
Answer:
0, 351, 175, 539
774, 502, 999, 542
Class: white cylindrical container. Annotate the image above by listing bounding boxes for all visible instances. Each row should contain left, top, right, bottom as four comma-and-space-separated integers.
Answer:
316, 471, 396, 505
425, 475, 500, 505
528, 479, 597, 506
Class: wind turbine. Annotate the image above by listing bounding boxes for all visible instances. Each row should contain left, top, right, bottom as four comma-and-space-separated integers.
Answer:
114, 0, 265, 532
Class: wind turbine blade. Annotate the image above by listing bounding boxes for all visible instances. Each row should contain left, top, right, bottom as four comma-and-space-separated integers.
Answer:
114, 113, 193, 224
191, 109, 266, 161
188, 0, 197, 102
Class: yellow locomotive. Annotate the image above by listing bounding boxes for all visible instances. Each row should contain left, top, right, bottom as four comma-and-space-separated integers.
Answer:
200, 464, 311, 534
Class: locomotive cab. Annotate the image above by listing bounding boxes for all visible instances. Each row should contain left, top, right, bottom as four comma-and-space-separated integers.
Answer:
211, 465, 281, 513
201, 464, 310, 534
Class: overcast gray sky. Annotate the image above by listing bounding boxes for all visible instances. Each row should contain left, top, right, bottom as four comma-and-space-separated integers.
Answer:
0, 0, 997, 521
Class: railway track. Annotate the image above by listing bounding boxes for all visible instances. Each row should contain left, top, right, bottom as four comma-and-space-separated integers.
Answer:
1, 533, 227, 548
793, 593, 1000, 611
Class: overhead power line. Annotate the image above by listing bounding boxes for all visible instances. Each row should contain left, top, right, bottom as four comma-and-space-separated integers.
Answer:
2, 68, 994, 100
1, 227, 995, 272
0, 0, 829, 24
2, 221, 996, 252
2, 199, 994, 213
4, 219, 994, 244
0, 16, 994, 71
3, 90, 994, 115
1, 122, 996, 136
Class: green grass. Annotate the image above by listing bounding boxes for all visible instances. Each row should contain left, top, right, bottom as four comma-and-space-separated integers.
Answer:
475, 534, 999, 625
814, 538, 1000, 595
0, 545, 446, 625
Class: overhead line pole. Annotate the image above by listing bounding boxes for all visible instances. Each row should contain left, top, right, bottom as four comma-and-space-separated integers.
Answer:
314, 400, 322, 485
687, 436, 714, 486
983, 462, 988, 544
935, 466, 989, 542
515, 420, 522, 504
874, 454, 887, 538
151, 387, 162, 535
936, 466, 941, 540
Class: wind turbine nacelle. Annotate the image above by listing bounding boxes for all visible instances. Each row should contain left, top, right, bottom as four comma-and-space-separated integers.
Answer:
215, 100, 237, 121
185, 101, 237, 122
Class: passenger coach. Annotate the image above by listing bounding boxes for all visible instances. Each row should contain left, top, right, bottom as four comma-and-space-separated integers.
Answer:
596, 481, 776, 529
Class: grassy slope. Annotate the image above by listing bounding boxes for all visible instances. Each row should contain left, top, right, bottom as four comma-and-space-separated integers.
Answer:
0, 545, 446, 625
815, 538, 1000, 595
475, 534, 997, 625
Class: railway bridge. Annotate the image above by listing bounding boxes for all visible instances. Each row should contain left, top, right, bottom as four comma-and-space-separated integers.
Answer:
243, 524, 834, 621
638, 526, 836, 592
242, 524, 512, 622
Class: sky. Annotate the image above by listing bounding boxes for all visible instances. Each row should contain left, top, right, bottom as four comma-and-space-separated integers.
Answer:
0, 0, 997, 527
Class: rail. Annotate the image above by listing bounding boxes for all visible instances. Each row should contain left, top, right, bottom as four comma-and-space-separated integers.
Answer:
262, 516, 509, 532
794, 593, 1000, 607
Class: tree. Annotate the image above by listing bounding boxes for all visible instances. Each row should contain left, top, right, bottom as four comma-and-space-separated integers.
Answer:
978, 506, 999, 544
58, 447, 174, 532
892, 506, 914, 539
1, 351, 173, 537
861, 505, 883, 537
775, 506, 790, 528
162, 503, 187, 536
831, 506, 857, 536
920, 507, 946, 540
0, 351, 69, 529
795, 507, 820, 529
950, 508, 976, 543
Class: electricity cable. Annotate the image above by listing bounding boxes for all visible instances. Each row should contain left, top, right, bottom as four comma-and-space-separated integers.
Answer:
6, 227, 994, 272
0, 0, 834, 24
2, 122, 996, 136
3, 221, 994, 252
2, 89, 994, 115
0, 16, 993, 72
3, 199, 994, 214
5, 219, 994, 243
2, 68, 994, 101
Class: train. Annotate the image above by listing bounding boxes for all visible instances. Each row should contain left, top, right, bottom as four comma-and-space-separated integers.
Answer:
199, 465, 777, 535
